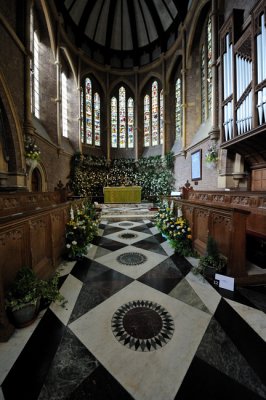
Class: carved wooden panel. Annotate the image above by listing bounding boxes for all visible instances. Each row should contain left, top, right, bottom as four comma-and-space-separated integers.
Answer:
29, 216, 52, 279
193, 208, 210, 254
51, 210, 66, 268
210, 212, 232, 257
0, 227, 28, 288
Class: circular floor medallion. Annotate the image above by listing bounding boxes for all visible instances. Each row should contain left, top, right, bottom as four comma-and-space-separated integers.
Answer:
111, 300, 174, 352
118, 232, 138, 240
116, 252, 147, 266
118, 222, 134, 227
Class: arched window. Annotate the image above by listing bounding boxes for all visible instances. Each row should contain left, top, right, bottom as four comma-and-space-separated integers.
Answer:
80, 77, 101, 146
175, 77, 182, 140
201, 15, 212, 122
143, 80, 163, 147
61, 72, 68, 137
30, 7, 40, 119
111, 86, 134, 148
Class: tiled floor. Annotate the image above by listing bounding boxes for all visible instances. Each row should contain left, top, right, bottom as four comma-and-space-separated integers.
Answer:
0, 219, 266, 400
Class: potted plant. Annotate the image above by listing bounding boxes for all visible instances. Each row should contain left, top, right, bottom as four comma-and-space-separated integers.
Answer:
5, 267, 65, 328
194, 235, 226, 280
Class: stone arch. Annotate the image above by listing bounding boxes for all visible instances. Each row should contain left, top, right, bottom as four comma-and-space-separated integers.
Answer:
26, 162, 47, 192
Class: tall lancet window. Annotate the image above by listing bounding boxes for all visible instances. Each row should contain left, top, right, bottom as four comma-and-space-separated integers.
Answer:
32, 31, 40, 118
61, 72, 68, 137
201, 15, 212, 122
143, 80, 163, 147
175, 78, 182, 140
144, 95, 150, 147
80, 77, 101, 146
110, 86, 134, 148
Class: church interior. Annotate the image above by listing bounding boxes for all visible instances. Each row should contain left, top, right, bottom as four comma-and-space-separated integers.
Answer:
0, 0, 266, 399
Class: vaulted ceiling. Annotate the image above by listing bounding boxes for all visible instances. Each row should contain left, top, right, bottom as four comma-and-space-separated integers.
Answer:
55, 0, 190, 68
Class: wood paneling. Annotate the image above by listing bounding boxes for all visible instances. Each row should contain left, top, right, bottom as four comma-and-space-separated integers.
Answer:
0, 194, 83, 341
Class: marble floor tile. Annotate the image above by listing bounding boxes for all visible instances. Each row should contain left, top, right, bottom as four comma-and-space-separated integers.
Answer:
95, 245, 168, 279
69, 280, 211, 400
1, 217, 266, 400
104, 229, 152, 245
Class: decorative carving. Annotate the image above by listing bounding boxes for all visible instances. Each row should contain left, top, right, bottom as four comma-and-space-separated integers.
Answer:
30, 219, 46, 230
212, 214, 232, 229
0, 230, 23, 246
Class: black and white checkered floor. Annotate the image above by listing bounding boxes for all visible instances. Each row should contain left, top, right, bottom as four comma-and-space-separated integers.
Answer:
1, 219, 266, 400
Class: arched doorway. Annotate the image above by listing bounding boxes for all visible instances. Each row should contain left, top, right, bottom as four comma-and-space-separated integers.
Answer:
31, 167, 42, 192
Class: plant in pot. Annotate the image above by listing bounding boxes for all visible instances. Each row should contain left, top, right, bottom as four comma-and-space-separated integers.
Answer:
5, 267, 65, 328
194, 235, 227, 280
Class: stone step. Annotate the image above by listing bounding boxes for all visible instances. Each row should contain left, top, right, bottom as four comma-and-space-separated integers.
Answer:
98, 203, 158, 222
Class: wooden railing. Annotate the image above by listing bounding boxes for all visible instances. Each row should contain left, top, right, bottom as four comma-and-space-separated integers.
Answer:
165, 189, 266, 286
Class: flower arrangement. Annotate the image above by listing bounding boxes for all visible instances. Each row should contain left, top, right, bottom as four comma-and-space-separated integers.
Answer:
154, 202, 193, 256
24, 135, 41, 161
65, 202, 99, 260
205, 143, 218, 163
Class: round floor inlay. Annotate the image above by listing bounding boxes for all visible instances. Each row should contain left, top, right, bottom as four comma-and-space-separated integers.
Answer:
116, 252, 147, 265
111, 300, 175, 352
118, 232, 138, 240
118, 222, 134, 227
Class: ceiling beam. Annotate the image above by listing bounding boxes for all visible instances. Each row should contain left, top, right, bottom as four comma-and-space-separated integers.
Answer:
104, 0, 117, 64
127, 0, 139, 65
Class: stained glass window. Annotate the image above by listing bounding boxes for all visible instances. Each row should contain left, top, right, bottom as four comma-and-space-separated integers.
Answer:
201, 14, 212, 122
144, 95, 150, 147
61, 72, 68, 137
119, 87, 126, 148
144, 80, 163, 147
207, 15, 212, 117
111, 86, 135, 148
80, 77, 101, 146
160, 89, 164, 144
80, 87, 84, 143
94, 92, 100, 146
85, 77, 93, 144
201, 44, 206, 122
128, 97, 134, 148
152, 81, 159, 145
111, 97, 118, 148
175, 78, 182, 140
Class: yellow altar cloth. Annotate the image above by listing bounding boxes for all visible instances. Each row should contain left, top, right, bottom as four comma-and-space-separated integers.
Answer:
103, 186, 141, 203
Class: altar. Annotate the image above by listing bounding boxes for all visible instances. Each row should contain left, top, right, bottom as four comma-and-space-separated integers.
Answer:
103, 186, 142, 203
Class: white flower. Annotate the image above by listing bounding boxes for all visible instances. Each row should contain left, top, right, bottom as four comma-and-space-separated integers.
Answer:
66, 244, 71, 248
72, 240, 77, 245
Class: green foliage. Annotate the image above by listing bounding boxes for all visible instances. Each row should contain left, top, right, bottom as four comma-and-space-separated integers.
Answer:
154, 202, 193, 256
194, 235, 227, 277
5, 267, 65, 311
68, 152, 175, 202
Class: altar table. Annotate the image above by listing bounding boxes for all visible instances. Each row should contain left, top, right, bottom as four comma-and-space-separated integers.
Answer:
103, 186, 141, 203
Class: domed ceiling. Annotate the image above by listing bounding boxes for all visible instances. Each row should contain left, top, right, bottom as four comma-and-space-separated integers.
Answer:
55, 0, 190, 68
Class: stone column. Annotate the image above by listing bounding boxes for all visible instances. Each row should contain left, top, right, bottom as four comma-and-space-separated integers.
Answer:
106, 69, 111, 162
134, 68, 139, 161
209, 0, 220, 141
162, 56, 167, 156
181, 27, 187, 152
55, 24, 62, 149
